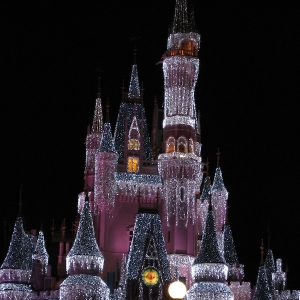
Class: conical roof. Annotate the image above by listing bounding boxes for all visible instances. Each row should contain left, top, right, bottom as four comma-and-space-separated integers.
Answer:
33, 231, 49, 266
253, 266, 273, 300
91, 97, 103, 134
67, 201, 104, 274
98, 122, 116, 153
1, 217, 33, 271
223, 224, 239, 265
128, 64, 140, 99
211, 167, 228, 196
264, 249, 275, 291
68, 201, 102, 258
200, 176, 211, 201
194, 209, 225, 264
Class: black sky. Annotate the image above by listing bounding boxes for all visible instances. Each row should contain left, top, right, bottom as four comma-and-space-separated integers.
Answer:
1, 0, 299, 288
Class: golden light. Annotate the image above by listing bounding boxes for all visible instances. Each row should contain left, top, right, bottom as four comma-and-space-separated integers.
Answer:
168, 281, 187, 299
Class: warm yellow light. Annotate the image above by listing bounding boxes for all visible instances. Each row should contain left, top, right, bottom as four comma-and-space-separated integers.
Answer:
168, 281, 187, 299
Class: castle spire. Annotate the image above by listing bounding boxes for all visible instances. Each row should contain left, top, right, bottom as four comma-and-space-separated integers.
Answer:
91, 77, 103, 134
66, 201, 104, 274
61, 201, 109, 299
172, 0, 189, 33
33, 230, 49, 273
253, 265, 272, 300
194, 208, 225, 265
128, 64, 140, 99
260, 239, 265, 266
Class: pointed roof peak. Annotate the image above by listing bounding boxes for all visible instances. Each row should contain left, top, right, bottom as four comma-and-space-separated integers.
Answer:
224, 224, 239, 266
194, 209, 225, 264
211, 166, 227, 195
260, 238, 265, 266
172, 0, 189, 33
98, 122, 117, 153
97, 76, 101, 98
216, 148, 221, 167
91, 95, 103, 134
128, 64, 141, 99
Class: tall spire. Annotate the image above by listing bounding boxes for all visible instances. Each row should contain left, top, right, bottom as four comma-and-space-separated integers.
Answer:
91, 77, 103, 134
66, 201, 104, 274
128, 64, 140, 99
264, 249, 275, 291
172, 0, 189, 33
33, 231, 49, 273
194, 209, 225, 264
252, 266, 272, 300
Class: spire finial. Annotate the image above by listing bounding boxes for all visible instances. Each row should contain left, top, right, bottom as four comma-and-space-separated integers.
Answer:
84, 185, 89, 202
105, 98, 110, 123
260, 238, 265, 266
216, 148, 221, 167
267, 220, 271, 249
97, 76, 101, 99
18, 184, 22, 217
206, 157, 210, 175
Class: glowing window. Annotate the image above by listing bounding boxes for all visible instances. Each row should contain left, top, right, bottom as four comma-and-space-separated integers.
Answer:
127, 157, 139, 173
166, 137, 175, 153
128, 139, 140, 150
177, 137, 187, 153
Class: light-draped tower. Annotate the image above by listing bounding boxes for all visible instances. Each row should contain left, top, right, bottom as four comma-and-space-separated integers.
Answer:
158, 0, 202, 225
157, 0, 203, 286
79, 78, 104, 215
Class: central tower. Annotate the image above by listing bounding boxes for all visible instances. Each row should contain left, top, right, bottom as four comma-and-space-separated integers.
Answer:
158, 0, 202, 226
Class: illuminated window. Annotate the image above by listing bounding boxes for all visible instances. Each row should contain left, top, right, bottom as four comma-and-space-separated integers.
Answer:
127, 157, 139, 173
179, 40, 197, 56
128, 139, 140, 150
166, 136, 175, 153
177, 137, 187, 153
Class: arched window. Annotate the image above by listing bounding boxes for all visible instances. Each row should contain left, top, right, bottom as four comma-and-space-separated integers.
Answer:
177, 137, 187, 153
166, 136, 175, 153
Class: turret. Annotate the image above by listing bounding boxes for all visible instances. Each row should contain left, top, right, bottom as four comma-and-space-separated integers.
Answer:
0, 217, 34, 299
60, 198, 109, 299
187, 207, 233, 300
158, 0, 203, 226
94, 103, 118, 214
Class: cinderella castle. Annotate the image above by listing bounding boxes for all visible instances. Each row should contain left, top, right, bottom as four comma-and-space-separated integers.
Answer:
0, 0, 298, 299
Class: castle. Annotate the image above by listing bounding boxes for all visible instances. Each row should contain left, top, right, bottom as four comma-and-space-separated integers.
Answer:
0, 0, 298, 299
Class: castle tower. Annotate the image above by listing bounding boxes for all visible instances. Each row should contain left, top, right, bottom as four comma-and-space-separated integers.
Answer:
32, 230, 50, 291
78, 78, 104, 215
60, 198, 109, 300
158, 0, 202, 226
157, 0, 203, 287
94, 104, 118, 215
187, 207, 233, 300
0, 217, 34, 299
211, 151, 228, 254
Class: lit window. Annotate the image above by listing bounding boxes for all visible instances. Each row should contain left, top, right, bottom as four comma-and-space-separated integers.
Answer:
177, 136, 187, 153
166, 137, 175, 153
127, 157, 139, 173
128, 139, 140, 150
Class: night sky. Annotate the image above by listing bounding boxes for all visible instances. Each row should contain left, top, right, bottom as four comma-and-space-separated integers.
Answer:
1, 0, 299, 288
